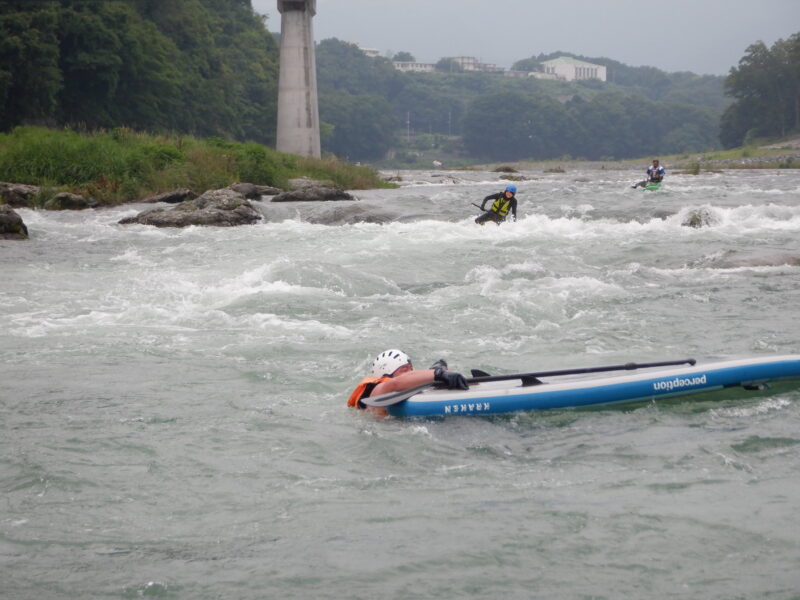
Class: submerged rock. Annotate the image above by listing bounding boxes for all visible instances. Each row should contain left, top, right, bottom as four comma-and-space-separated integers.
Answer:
682, 207, 719, 228
305, 204, 396, 225
711, 252, 800, 268
0, 205, 29, 239
271, 187, 354, 202
119, 188, 261, 227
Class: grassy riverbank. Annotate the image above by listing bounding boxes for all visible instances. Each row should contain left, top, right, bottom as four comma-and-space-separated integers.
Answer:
0, 127, 393, 206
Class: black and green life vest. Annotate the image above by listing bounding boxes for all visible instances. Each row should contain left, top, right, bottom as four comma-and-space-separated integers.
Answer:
491, 196, 512, 216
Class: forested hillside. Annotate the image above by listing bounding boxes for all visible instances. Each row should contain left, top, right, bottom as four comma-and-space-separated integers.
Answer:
315, 39, 726, 162
4, 3, 791, 165
0, 0, 279, 144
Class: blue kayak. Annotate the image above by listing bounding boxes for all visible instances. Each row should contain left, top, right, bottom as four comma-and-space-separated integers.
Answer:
363, 356, 800, 418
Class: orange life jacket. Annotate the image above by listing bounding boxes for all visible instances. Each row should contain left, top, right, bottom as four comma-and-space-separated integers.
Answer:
347, 375, 391, 409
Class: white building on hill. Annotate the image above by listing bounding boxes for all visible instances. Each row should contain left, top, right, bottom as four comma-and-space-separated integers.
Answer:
449, 56, 503, 73
393, 61, 436, 73
353, 43, 381, 58
541, 57, 607, 82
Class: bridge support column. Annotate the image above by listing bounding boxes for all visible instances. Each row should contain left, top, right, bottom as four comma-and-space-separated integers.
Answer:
276, 0, 321, 158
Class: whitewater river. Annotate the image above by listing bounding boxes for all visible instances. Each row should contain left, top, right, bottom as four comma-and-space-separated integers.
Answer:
2, 167, 800, 599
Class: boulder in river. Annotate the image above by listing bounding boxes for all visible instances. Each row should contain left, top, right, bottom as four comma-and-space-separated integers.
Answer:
228, 182, 282, 198
44, 192, 98, 210
0, 182, 39, 208
305, 204, 397, 225
118, 188, 261, 227
140, 189, 198, 204
0, 205, 29, 239
286, 177, 337, 190
682, 207, 719, 228
271, 187, 354, 202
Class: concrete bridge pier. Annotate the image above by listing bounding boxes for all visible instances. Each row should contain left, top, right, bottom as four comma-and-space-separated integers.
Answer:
276, 0, 321, 158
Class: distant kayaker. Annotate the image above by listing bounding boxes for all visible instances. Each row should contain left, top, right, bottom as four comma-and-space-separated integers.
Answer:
475, 184, 518, 225
633, 159, 666, 188
347, 349, 468, 416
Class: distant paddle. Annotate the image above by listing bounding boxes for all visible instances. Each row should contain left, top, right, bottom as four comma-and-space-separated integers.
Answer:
362, 358, 697, 408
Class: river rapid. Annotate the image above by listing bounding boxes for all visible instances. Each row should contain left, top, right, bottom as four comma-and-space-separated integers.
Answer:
2, 167, 800, 599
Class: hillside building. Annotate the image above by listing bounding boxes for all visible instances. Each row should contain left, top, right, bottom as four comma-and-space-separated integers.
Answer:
393, 61, 436, 73
354, 43, 381, 58
448, 56, 503, 73
541, 56, 607, 82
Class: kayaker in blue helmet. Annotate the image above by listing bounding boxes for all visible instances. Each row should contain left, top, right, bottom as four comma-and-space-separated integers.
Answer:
347, 350, 468, 416
475, 184, 518, 225
633, 159, 666, 188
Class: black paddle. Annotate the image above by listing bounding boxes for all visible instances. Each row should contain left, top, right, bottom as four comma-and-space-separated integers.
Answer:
361, 358, 697, 408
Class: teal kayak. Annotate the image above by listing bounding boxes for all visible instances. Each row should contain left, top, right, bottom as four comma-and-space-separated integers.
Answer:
643, 182, 662, 191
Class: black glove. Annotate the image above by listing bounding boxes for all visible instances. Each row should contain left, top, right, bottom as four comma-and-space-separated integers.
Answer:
429, 359, 448, 370
434, 367, 469, 390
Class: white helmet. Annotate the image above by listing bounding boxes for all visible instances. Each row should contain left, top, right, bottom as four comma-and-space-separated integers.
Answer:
371, 349, 411, 378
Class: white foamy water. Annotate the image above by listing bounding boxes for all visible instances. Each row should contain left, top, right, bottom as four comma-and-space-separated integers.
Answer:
2, 168, 800, 599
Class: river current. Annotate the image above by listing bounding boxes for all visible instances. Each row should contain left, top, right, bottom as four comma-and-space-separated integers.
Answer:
2, 167, 800, 599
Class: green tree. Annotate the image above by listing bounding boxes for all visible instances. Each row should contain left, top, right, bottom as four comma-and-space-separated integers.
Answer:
391, 79, 465, 135
435, 58, 463, 73
569, 92, 636, 160
0, 0, 279, 144
721, 34, 800, 147
0, 3, 62, 130
316, 38, 401, 98
511, 58, 542, 72
462, 90, 579, 160
320, 92, 397, 161
392, 51, 415, 62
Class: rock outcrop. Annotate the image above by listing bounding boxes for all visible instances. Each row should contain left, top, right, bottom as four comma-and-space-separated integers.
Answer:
228, 183, 282, 198
44, 192, 98, 210
0, 182, 39, 208
119, 188, 261, 227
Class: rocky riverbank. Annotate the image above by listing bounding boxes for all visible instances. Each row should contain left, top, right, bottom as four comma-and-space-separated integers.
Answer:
1, 177, 357, 238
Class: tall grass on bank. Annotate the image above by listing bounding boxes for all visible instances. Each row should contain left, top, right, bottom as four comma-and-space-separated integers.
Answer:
0, 126, 393, 205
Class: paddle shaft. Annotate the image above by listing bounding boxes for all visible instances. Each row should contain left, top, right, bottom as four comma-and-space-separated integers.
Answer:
362, 358, 696, 408
466, 358, 696, 384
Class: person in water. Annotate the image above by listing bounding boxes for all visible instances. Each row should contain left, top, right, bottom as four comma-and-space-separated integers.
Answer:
347, 349, 469, 416
633, 159, 666, 188
475, 184, 518, 225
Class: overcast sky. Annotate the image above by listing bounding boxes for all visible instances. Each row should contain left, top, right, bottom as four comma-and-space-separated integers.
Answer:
251, 0, 799, 76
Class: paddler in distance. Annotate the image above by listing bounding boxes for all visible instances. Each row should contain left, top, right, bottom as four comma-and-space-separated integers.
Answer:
348, 349, 468, 417
475, 184, 518, 225
632, 158, 666, 188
